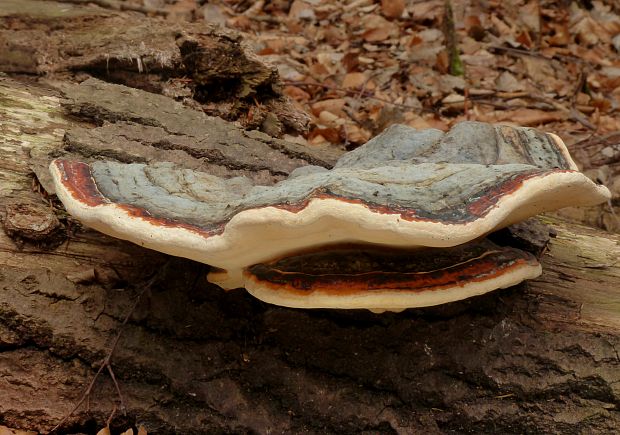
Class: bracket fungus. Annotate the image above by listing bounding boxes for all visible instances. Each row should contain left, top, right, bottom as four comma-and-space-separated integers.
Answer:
50, 121, 610, 311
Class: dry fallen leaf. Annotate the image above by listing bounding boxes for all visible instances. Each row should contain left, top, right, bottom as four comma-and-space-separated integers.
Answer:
381, 0, 404, 19
495, 71, 525, 92
0, 426, 37, 435
288, 0, 315, 21
342, 72, 367, 88
483, 109, 566, 126
361, 14, 399, 42
310, 98, 347, 117
343, 123, 371, 144
318, 110, 342, 126
284, 85, 311, 102
96, 427, 111, 435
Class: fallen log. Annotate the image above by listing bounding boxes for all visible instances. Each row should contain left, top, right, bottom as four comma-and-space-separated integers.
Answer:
1, 1, 619, 432
0, 71, 619, 434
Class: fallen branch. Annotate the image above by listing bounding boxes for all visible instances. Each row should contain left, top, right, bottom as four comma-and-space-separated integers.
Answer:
284, 81, 423, 111
488, 44, 591, 66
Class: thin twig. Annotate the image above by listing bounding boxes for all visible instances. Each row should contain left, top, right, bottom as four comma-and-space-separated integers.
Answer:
528, 94, 595, 130
468, 91, 596, 130
285, 81, 423, 111
570, 131, 620, 150
608, 199, 620, 227
107, 363, 124, 411
570, 70, 586, 106
535, 0, 542, 50
488, 44, 590, 65
106, 404, 117, 428
50, 269, 163, 433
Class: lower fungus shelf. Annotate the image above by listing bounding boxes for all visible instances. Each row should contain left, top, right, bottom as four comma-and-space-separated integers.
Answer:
236, 239, 542, 311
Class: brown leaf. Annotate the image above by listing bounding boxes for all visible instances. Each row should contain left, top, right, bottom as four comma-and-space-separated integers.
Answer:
308, 133, 329, 145
406, 116, 433, 130
465, 15, 486, 41
490, 14, 514, 41
137, 426, 148, 435
318, 110, 342, 126
288, 0, 315, 21
597, 115, 620, 133
495, 71, 525, 93
96, 427, 111, 435
546, 22, 571, 46
591, 97, 612, 113
381, 0, 405, 19
310, 98, 346, 117
316, 127, 342, 143
284, 85, 311, 102
361, 14, 399, 42
572, 15, 602, 46
516, 30, 533, 49
422, 116, 450, 131
435, 51, 449, 74
496, 109, 566, 126
323, 26, 347, 46
343, 123, 371, 144
519, 1, 540, 33
315, 52, 345, 75
341, 52, 360, 72
166, 0, 198, 21
410, 0, 444, 22
342, 72, 367, 89
227, 15, 252, 30
521, 57, 556, 84
308, 62, 331, 79
0, 427, 36, 435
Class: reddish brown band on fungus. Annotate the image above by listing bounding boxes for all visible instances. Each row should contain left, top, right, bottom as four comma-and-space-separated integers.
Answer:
245, 247, 539, 296
270, 169, 572, 223
54, 160, 107, 207
53, 160, 572, 237
465, 171, 566, 217
53, 160, 224, 237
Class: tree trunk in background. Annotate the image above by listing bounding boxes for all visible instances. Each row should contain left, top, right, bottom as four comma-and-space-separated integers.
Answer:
1, 2, 619, 434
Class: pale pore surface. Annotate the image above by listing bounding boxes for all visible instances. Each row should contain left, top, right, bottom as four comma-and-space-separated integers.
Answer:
244, 261, 543, 310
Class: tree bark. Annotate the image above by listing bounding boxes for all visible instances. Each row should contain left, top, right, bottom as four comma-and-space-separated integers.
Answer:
0, 0, 311, 135
0, 3, 619, 434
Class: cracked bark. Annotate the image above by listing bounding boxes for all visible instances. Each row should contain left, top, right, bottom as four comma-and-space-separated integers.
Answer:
0, 0, 310, 135
0, 4, 619, 435
2, 72, 619, 435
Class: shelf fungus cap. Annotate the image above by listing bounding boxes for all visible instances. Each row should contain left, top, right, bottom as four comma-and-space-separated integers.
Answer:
49, 121, 611, 311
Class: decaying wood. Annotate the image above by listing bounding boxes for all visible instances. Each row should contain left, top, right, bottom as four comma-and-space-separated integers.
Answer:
0, 0, 310, 135
1, 71, 619, 434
